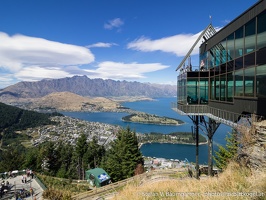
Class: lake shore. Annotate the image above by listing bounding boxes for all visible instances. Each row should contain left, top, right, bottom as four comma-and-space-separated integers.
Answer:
139, 141, 208, 148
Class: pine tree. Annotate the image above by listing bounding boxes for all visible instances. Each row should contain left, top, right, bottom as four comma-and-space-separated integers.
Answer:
102, 127, 144, 182
75, 133, 88, 179
38, 142, 60, 176
56, 142, 74, 178
84, 136, 105, 169
213, 130, 238, 170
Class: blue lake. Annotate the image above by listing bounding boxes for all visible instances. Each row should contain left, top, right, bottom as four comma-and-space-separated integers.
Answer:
61, 97, 232, 164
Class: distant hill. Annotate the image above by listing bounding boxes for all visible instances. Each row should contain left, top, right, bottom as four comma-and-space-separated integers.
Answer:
0, 102, 59, 146
24, 91, 122, 112
0, 76, 176, 99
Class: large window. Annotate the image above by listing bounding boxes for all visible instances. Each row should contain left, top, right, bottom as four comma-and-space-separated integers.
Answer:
221, 39, 227, 64
257, 10, 266, 50
199, 78, 208, 104
245, 18, 255, 54
256, 65, 266, 97
177, 74, 187, 104
227, 73, 233, 102
235, 27, 244, 58
227, 33, 234, 61
235, 70, 243, 96
244, 52, 255, 68
215, 76, 220, 100
187, 78, 198, 104
210, 77, 215, 100
244, 67, 255, 97
220, 75, 226, 101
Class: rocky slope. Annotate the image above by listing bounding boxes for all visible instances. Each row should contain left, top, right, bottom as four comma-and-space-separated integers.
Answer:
238, 120, 266, 171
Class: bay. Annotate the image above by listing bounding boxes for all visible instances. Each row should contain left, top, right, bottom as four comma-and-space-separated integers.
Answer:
61, 97, 232, 164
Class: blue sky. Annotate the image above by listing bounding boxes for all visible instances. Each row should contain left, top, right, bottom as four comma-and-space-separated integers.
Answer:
0, 0, 258, 88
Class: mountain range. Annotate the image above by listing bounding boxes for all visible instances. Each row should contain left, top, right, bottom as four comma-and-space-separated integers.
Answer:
0, 76, 176, 111
0, 75, 176, 99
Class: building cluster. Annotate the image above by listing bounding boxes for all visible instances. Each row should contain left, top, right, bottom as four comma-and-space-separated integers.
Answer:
25, 116, 120, 147
144, 157, 190, 170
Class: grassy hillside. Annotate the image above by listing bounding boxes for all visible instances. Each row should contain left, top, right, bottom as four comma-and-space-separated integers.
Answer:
112, 162, 266, 200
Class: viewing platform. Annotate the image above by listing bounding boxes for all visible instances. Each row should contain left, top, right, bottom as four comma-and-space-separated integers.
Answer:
171, 102, 252, 130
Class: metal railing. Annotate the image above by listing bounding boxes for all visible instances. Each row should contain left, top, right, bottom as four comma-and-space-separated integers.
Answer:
171, 102, 251, 129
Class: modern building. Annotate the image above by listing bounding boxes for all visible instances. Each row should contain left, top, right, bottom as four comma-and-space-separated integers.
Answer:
173, 0, 266, 178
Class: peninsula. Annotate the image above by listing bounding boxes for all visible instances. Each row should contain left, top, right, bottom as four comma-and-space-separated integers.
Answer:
138, 132, 207, 145
122, 113, 184, 125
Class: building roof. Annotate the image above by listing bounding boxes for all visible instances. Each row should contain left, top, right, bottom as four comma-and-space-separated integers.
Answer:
86, 168, 110, 183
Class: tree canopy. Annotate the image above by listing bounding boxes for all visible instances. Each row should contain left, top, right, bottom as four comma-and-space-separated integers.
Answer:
102, 127, 144, 182
214, 130, 238, 170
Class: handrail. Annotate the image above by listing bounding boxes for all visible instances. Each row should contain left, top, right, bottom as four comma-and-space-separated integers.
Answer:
171, 102, 254, 129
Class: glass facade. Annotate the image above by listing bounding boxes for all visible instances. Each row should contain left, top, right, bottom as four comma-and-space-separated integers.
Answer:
203, 10, 266, 103
177, 7, 266, 108
177, 72, 208, 105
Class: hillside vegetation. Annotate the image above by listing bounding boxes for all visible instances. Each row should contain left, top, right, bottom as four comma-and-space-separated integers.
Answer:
139, 132, 207, 144
122, 113, 184, 125
0, 102, 59, 147
112, 162, 266, 200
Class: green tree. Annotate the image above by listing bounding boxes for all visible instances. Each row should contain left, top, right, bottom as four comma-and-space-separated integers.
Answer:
214, 130, 238, 170
84, 136, 105, 169
75, 133, 88, 179
0, 144, 25, 172
23, 147, 38, 170
102, 127, 144, 182
37, 142, 60, 176
56, 142, 74, 178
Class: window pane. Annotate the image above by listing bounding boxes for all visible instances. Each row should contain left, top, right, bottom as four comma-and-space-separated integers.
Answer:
234, 70, 243, 96
256, 65, 266, 97
214, 46, 220, 67
257, 47, 266, 66
235, 27, 244, 58
221, 39, 227, 64
215, 76, 220, 100
209, 48, 215, 69
257, 10, 266, 49
244, 52, 255, 68
210, 77, 215, 100
245, 19, 255, 54
235, 57, 243, 70
227, 33, 234, 60
220, 75, 226, 101
227, 60, 234, 72
187, 79, 198, 104
227, 73, 233, 102
199, 78, 208, 104
244, 67, 255, 97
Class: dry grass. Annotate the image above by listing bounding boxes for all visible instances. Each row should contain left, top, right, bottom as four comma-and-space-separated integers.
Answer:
112, 162, 266, 200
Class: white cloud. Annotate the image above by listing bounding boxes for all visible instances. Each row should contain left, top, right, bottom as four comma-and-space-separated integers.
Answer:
0, 32, 96, 87
0, 32, 95, 73
14, 66, 72, 82
104, 18, 124, 30
85, 61, 169, 80
127, 32, 202, 57
86, 42, 118, 48
127, 27, 223, 57
0, 31, 173, 88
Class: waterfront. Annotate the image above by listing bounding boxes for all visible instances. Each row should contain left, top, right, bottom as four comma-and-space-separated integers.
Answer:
62, 97, 232, 164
